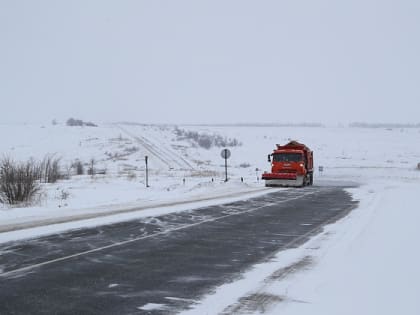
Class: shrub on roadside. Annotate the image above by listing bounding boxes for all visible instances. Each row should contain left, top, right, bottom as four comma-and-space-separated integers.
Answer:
72, 160, 85, 175
0, 158, 40, 205
37, 155, 62, 183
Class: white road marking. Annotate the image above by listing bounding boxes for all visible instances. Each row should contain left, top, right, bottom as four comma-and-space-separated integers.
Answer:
0, 190, 320, 278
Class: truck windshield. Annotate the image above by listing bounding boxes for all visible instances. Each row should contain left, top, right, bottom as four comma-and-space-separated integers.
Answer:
273, 153, 303, 162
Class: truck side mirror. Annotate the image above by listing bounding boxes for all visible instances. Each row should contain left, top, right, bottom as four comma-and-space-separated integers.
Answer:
267, 154, 271, 162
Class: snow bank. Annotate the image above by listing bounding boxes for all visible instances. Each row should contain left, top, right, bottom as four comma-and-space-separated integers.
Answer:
271, 181, 420, 315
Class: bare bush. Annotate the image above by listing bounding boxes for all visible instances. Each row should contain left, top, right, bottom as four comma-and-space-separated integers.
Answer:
38, 155, 62, 183
174, 128, 241, 149
66, 118, 97, 127
0, 158, 40, 205
72, 160, 84, 175
197, 137, 212, 149
105, 145, 139, 161
66, 118, 84, 126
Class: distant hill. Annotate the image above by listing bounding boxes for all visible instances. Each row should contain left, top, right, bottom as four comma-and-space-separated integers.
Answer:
349, 122, 420, 128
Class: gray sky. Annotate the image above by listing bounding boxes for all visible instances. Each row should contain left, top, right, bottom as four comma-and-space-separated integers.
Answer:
1, 0, 419, 124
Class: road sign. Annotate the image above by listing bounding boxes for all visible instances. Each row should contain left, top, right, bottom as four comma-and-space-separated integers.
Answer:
221, 149, 231, 159
221, 149, 231, 182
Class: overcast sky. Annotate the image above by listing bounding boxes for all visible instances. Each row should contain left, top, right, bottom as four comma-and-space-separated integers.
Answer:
1, 0, 419, 124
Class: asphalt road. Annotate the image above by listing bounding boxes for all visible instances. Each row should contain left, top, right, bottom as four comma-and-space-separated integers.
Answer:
0, 185, 357, 315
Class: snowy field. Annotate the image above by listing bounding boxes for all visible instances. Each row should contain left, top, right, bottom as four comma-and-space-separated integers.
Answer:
1, 122, 420, 314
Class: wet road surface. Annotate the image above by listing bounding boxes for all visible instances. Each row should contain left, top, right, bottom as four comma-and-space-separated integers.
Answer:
0, 185, 357, 314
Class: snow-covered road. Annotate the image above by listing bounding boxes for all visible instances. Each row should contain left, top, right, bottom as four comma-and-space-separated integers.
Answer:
0, 184, 271, 244
0, 185, 356, 314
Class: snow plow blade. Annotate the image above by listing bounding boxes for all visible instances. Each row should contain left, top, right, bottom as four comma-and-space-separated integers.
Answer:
262, 173, 304, 187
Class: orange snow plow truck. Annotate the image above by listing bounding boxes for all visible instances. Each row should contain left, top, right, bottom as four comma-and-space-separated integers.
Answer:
262, 141, 314, 187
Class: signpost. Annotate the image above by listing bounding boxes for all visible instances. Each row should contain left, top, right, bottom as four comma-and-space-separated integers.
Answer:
221, 149, 231, 182
145, 155, 149, 187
